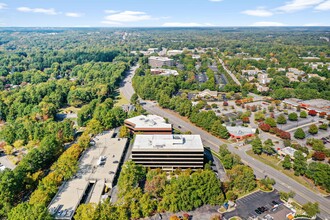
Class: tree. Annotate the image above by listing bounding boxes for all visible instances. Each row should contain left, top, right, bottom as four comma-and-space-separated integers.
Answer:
140, 193, 156, 217
319, 123, 328, 130
302, 202, 320, 217
8, 203, 53, 220
319, 112, 326, 118
293, 151, 307, 176
288, 112, 298, 121
308, 124, 318, 135
276, 114, 287, 124
130, 93, 139, 104
3, 145, 13, 155
13, 140, 24, 149
282, 155, 292, 170
225, 190, 238, 201
78, 132, 90, 149
279, 131, 291, 140
259, 123, 271, 132
119, 126, 130, 138
265, 117, 276, 127
254, 111, 265, 121
227, 165, 256, 194
211, 121, 229, 139
308, 110, 317, 116
251, 138, 263, 155
294, 128, 305, 139
312, 151, 326, 161
170, 215, 180, 220
263, 139, 275, 155
85, 119, 103, 135
279, 191, 295, 202
222, 154, 234, 169
300, 111, 307, 118
259, 177, 275, 190
74, 203, 97, 220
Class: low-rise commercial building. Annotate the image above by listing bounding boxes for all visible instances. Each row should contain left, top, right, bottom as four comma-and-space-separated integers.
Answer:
283, 98, 330, 115
167, 49, 183, 56
48, 131, 128, 220
196, 89, 218, 99
226, 126, 255, 140
131, 134, 204, 170
148, 56, 174, 68
150, 68, 179, 76
124, 115, 172, 134
278, 147, 306, 159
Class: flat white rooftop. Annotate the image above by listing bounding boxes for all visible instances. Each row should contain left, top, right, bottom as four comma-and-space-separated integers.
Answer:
132, 135, 204, 151
148, 56, 173, 62
226, 126, 256, 136
48, 130, 127, 219
125, 114, 172, 129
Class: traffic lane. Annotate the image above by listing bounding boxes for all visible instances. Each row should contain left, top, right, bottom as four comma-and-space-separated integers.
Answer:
143, 104, 330, 218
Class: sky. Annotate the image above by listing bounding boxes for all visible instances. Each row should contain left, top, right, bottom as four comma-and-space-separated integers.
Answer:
0, 0, 329, 27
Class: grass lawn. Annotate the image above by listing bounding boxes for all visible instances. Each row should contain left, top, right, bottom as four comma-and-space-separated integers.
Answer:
246, 150, 328, 195
114, 91, 129, 107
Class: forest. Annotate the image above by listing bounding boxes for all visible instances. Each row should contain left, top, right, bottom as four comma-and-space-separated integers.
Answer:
0, 28, 137, 219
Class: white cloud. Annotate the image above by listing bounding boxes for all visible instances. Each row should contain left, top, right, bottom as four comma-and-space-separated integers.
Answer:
251, 21, 285, 26
65, 12, 84, 18
162, 22, 215, 27
315, 0, 330, 10
0, 3, 7, 10
103, 11, 152, 23
242, 8, 273, 17
304, 22, 326, 26
276, 0, 324, 13
104, 10, 118, 14
17, 7, 58, 15
209, 0, 223, 2
101, 20, 122, 25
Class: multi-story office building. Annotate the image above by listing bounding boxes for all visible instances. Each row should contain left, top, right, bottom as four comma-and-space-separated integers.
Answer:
124, 115, 172, 134
148, 56, 174, 68
131, 134, 204, 170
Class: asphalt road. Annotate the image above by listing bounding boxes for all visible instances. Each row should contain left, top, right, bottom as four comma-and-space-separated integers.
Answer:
121, 65, 330, 219
218, 57, 241, 86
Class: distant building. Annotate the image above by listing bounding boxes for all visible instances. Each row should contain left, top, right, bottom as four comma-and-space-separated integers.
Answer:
307, 74, 326, 81
196, 89, 218, 99
192, 54, 201, 59
167, 50, 183, 56
258, 73, 272, 85
288, 68, 305, 75
124, 115, 172, 134
256, 84, 270, 93
147, 48, 159, 54
148, 56, 174, 68
131, 134, 204, 170
243, 57, 265, 61
242, 69, 261, 76
150, 68, 179, 76
286, 72, 299, 82
226, 126, 255, 140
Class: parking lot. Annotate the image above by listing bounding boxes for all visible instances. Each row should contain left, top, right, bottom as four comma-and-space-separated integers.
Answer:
223, 190, 282, 220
